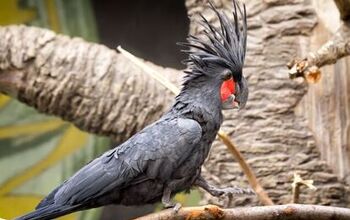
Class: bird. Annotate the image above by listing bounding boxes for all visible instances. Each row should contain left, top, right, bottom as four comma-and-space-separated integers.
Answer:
16, 1, 250, 219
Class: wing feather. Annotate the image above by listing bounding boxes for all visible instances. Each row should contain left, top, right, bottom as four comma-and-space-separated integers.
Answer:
53, 117, 202, 205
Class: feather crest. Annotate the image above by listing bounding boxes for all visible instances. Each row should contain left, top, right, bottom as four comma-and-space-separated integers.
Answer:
179, 0, 247, 82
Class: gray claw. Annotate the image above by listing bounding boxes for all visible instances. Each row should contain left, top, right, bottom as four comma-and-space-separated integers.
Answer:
172, 203, 182, 213
221, 186, 255, 196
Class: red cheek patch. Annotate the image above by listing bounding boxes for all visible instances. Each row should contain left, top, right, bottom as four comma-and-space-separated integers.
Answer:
220, 79, 235, 101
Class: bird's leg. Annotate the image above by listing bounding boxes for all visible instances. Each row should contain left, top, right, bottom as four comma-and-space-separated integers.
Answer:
161, 187, 182, 212
194, 176, 255, 197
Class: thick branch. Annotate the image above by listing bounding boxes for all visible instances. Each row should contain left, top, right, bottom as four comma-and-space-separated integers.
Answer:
136, 204, 350, 220
307, 22, 350, 67
0, 25, 176, 143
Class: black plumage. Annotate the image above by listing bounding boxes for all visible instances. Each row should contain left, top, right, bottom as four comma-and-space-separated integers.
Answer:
16, 1, 250, 220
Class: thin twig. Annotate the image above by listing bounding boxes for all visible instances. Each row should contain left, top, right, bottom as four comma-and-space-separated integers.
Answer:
218, 132, 273, 205
117, 46, 180, 95
135, 204, 350, 220
291, 172, 316, 203
117, 46, 273, 205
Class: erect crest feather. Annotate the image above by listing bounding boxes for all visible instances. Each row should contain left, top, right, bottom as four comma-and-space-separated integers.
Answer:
179, 0, 247, 81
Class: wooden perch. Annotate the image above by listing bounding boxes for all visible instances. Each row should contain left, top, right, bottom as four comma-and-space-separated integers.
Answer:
135, 204, 350, 220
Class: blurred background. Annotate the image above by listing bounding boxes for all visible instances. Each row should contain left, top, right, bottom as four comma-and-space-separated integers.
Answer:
0, 0, 197, 219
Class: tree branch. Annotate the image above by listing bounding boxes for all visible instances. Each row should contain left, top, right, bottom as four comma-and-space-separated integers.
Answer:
307, 22, 350, 68
287, 22, 350, 82
135, 204, 350, 220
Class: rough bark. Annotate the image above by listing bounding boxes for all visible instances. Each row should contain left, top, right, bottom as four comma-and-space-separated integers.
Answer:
186, 0, 349, 207
136, 204, 350, 220
287, 0, 350, 79
307, 22, 350, 67
0, 25, 175, 143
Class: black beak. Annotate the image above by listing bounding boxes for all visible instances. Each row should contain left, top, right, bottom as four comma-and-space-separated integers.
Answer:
235, 77, 248, 109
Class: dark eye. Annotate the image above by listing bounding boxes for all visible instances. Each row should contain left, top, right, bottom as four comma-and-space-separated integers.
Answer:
222, 70, 232, 80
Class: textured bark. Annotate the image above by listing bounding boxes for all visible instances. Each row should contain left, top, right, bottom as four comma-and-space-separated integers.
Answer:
136, 204, 350, 220
0, 25, 175, 143
307, 22, 350, 68
119, 46, 273, 205
186, 0, 349, 207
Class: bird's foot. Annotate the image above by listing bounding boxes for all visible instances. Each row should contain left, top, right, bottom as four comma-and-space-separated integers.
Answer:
162, 201, 182, 212
195, 176, 255, 198
161, 187, 182, 212
173, 202, 182, 212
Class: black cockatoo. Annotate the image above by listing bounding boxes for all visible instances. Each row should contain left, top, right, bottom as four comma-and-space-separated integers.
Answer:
17, 1, 249, 219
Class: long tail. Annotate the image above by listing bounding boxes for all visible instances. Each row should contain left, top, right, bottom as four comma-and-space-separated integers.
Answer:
15, 204, 82, 220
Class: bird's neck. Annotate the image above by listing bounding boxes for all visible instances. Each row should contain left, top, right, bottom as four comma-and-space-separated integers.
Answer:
171, 76, 223, 125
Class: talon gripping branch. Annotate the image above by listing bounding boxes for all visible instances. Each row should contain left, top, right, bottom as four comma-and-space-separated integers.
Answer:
17, 1, 250, 219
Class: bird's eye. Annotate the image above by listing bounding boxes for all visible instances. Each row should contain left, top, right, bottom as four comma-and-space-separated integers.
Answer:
222, 70, 232, 81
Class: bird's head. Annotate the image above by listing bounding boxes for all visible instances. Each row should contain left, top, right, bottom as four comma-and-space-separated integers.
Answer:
180, 0, 248, 110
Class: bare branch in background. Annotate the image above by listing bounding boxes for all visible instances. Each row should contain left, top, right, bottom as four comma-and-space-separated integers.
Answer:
288, 23, 350, 81
334, 0, 350, 20
291, 173, 317, 204
287, 0, 350, 81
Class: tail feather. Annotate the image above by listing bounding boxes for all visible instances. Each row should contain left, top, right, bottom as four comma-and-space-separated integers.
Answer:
15, 204, 82, 220
36, 185, 61, 209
